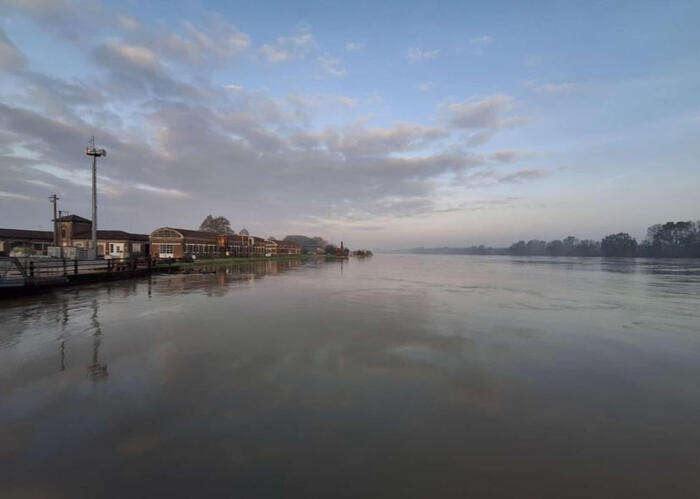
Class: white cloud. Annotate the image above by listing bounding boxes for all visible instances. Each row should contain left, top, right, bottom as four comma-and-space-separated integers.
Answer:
259, 27, 316, 62
440, 94, 524, 130
345, 42, 364, 52
406, 47, 440, 62
469, 35, 493, 55
526, 81, 578, 93
316, 55, 346, 77
417, 82, 435, 92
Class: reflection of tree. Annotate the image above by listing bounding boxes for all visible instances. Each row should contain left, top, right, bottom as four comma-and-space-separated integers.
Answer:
86, 299, 108, 381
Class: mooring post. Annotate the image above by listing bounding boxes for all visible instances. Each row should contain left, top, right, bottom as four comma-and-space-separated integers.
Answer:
74, 259, 78, 275
29, 261, 34, 278
62, 258, 67, 276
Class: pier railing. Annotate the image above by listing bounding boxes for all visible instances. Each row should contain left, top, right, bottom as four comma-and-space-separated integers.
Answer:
0, 256, 153, 289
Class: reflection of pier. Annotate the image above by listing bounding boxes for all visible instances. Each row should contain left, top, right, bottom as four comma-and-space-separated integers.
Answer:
56, 298, 108, 379
86, 299, 108, 380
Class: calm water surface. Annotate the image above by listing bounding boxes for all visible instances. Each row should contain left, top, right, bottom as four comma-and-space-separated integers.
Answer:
1, 255, 699, 498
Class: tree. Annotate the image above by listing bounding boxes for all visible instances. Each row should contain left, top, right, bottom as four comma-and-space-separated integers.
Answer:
601, 233, 638, 257
284, 235, 328, 253
644, 221, 699, 257
199, 215, 234, 234
546, 240, 565, 256
325, 244, 338, 255
525, 239, 547, 255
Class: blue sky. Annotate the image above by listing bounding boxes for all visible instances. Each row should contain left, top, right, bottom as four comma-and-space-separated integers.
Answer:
1, 0, 698, 248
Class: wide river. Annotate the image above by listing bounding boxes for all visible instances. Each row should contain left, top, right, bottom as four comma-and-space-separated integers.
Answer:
1, 255, 699, 498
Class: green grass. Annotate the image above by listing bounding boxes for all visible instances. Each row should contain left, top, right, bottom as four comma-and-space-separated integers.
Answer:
155, 254, 346, 269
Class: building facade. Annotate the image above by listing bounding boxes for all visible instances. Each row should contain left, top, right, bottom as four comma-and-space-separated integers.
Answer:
150, 228, 220, 259
0, 229, 53, 256
57, 215, 149, 258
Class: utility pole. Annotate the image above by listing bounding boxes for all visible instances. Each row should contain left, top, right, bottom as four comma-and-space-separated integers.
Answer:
86, 137, 106, 259
49, 194, 59, 246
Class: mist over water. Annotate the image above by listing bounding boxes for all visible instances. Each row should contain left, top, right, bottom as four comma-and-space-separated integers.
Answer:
1, 255, 699, 498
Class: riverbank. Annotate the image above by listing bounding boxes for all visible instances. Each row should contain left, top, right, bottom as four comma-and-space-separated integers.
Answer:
156, 253, 347, 270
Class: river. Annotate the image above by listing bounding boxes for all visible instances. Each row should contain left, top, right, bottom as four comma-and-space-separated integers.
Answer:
1, 255, 699, 498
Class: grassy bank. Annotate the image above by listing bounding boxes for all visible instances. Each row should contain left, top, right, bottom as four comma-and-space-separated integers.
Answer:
155, 254, 346, 269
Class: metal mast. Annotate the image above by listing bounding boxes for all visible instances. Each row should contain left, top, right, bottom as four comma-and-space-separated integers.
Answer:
49, 193, 59, 246
86, 136, 106, 259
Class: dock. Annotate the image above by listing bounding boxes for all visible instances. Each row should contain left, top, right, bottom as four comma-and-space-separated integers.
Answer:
0, 256, 153, 296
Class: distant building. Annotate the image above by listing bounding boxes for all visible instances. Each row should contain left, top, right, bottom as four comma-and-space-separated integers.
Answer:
251, 236, 267, 257
221, 233, 255, 257
0, 215, 148, 258
57, 215, 149, 258
265, 239, 278, 257
272, 239, 301, 256
150, 227, 219, 259
0, 228, 53, 256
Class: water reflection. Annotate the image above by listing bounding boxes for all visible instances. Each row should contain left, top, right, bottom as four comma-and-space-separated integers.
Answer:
1, 255, 700, 498
86, 298, 107, 381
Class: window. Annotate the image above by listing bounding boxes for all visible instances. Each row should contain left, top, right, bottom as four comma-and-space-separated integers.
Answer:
159, 244, 174, 255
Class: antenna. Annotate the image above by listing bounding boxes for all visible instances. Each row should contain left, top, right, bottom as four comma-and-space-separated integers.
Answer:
86, 136, 106, 259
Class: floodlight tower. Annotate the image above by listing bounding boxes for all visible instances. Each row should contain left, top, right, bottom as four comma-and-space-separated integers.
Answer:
86, 137, 106, 259
49, 193, 59, 245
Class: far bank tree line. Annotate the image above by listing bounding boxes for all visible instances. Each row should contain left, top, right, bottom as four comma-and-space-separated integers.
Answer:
407, 221, 700, 258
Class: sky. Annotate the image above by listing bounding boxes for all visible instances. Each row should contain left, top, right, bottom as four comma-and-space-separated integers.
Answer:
0, 0, 698, 249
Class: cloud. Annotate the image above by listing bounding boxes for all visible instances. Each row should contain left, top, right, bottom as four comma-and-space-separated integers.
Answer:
0, 190, 32, 201
440, 94, 525, 131
316, 55, 346, 77
417, 82, 435, 92
489, 150, 532, 163
526, 81, 578, 93
0, 2, 546, 240
499, 169, 548, 183
345, 42, 364, 52
259, 27, 316, 62
406, 47, 440, 62
469, 35, 493, 55
0, 27, 27, 70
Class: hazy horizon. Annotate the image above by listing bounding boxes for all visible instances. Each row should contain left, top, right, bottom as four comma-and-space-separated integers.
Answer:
1, 1, 698, 249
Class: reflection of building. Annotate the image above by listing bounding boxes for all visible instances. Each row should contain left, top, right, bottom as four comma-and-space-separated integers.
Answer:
58, 215, 149, 258
150, 227, 219, 259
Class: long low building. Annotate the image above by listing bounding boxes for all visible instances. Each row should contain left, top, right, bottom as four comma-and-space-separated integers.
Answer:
150, 227, 220, 259
1, 215, 148, 258
0, 228, 53, 256
149, 228, 302, 260
57, 215, 149, 258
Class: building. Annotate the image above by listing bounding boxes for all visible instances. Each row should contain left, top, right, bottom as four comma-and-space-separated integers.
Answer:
252, 237, 267, 257
265, 239, 278, 257
221, 233, 255, 257
57, 215, 149, 258
272, 240, 302, 256
1, 215, 148, 258
0, 228, 53, 256
150, 227, 220, 259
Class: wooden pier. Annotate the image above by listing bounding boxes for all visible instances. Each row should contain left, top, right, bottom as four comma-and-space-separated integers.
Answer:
0, 256, 153, 296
